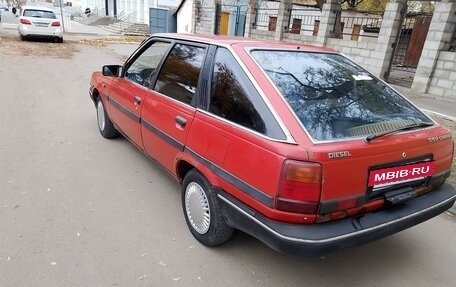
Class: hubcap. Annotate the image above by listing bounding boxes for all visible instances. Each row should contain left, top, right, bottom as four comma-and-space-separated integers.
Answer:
97, 101, 105, 131
185, 182, 211, 234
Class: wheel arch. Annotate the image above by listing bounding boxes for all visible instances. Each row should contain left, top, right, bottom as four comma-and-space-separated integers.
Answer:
176, 157, 221, 188
91, 87, 100, 106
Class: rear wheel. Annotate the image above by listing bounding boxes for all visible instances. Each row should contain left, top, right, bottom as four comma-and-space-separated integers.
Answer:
96, 98, 119, 138
182, 169, 233, 247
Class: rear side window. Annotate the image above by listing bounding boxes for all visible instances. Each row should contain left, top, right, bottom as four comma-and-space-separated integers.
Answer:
251, 50, 431, 141
154, 43, 206, 106
23, 9, 56, 19
209, 48, 285, 140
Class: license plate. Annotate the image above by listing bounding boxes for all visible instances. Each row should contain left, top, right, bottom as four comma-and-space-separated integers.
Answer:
368, 161, 434, 187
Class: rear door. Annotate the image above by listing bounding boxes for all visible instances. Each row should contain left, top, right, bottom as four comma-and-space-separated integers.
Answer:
108, 40, 172, 150
141, 42, 208, 173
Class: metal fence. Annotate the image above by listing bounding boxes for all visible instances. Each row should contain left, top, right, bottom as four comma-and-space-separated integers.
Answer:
254, 8, 279, 31
334, 10, 384, 40
287, 7, 321, 35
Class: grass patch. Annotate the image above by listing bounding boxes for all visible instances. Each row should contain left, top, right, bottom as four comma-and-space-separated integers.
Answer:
78, 35, 148, 46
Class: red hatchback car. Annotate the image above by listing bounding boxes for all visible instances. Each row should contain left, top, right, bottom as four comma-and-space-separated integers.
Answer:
89, 34, 456, 256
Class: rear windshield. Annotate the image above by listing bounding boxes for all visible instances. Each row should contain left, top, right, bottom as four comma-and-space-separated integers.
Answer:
251, 50, 432, 141
23, 9, 56, 19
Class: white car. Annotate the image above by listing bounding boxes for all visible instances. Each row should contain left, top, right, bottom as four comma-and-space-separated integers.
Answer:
18, 6, 63, 42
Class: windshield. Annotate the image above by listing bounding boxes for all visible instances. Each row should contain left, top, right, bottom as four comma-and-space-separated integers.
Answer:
251, 50, 432, 141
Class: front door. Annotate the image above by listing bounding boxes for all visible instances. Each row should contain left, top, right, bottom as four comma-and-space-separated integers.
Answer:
108, 78, 146, 149
141, 42, 208, 173
108, 40, 172, 150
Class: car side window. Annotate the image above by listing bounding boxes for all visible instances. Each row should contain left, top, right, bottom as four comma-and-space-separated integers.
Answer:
209, 48, 267, 134
125, 41, 171, 88
154, 43, 206, 106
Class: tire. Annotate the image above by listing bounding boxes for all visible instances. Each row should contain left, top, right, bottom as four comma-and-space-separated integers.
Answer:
57, 37, 64, 43
182, 169, 233, 247
20, 35, 26, 41
96, 98, 119, 138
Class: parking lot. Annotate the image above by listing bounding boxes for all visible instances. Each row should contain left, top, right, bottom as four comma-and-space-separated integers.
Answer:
1, 33, 456, 287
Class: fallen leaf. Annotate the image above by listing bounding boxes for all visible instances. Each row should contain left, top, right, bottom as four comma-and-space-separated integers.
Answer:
197, 277, 202, 280
76, 233, 81, 238
189, 245, 195, 249
141, 253, 146, 257
47, 188, 51, 192
50, 262, 57, 266
7, 256, 11, 262
139, 275, 146, 280
159, 261, 168, 267
172, 277, 180, 281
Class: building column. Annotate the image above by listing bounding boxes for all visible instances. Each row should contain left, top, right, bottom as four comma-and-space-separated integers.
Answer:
412, 0, 456, 93
274, 0, 292, 41
244, 0, 259, 37
144, 0, 150, 25
193, 0, 217, 34
315, 0, 341, 45
371, 0, 407, 78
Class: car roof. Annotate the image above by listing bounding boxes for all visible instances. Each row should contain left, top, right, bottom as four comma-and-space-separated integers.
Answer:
152, 33, 336, 53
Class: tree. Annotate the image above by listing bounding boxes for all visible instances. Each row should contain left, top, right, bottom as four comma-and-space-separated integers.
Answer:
357, 0, 389, 11
340, 0, 365, 9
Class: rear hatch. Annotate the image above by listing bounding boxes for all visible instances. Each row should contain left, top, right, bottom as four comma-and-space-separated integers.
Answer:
308, 127, 453, 219
250, 49, 454, 219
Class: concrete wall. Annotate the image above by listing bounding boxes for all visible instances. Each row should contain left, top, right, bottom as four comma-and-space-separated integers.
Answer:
325, 38, 381, 74
427, 51, 456, 101
412, 0, 456, 100
246, 0, 405, 79
245, 0, 455, 102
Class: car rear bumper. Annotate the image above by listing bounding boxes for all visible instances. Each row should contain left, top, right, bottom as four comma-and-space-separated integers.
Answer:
19, 25, 62, 38
217, 182, 456, 256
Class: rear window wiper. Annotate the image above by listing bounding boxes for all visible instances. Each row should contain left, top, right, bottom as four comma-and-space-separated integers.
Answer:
365, 122, 434, 143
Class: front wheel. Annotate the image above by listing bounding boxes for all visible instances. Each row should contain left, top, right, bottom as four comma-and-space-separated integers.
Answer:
182, 169, 233, 247
96, 98, 119, 138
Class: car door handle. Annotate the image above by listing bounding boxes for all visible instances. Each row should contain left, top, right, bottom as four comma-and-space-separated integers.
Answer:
133, 96, 141, 105
175, 116, 187, 127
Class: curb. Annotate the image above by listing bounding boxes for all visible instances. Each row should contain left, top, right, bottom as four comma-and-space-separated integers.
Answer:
449, 205, 456, 215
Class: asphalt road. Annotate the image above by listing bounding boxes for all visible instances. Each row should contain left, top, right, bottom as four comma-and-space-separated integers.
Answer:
1, 36, 456, 287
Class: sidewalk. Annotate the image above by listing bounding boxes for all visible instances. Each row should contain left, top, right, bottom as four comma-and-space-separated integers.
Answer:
63, 19, 113, 37
393, 85, 456, 214
392, 85, 456, 120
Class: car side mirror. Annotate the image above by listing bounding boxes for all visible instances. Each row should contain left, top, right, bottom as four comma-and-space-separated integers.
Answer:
102, 65, 121, 77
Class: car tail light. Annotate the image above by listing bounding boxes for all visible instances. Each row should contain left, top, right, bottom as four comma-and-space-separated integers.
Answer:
276, 160, 322, 213
20, 19, 31, 25
51, 21, 61, 27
